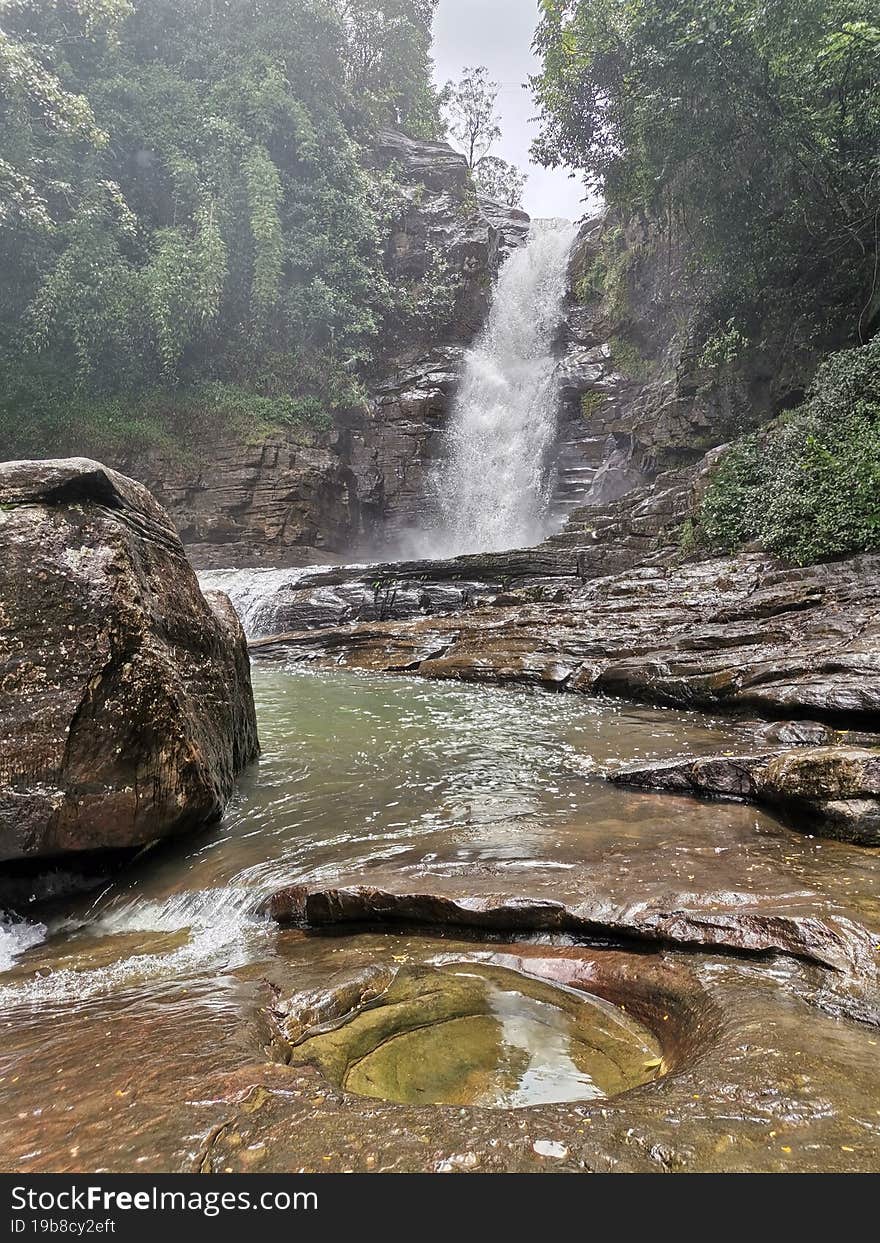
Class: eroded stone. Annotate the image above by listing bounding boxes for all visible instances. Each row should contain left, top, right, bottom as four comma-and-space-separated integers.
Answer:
274, 962, 661, 1108
0, 458, 259, 859
610, 747, 880, 845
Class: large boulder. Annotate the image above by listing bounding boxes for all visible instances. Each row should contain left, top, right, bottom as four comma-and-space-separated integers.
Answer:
0, 458, 259, 860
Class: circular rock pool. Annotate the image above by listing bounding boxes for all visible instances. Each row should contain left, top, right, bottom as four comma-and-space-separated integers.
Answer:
285, 962, 665, 1108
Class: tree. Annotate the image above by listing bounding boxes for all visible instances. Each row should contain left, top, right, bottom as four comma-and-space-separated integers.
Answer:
531, 0, 880, 345
334, 0, 443, 137
445, 65, 502, 171
0, 0, 452, 457
444, 65, 528, 208
474, 155, 527, 208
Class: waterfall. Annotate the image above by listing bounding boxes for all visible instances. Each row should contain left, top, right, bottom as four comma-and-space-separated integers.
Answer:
414, 218, 577, 559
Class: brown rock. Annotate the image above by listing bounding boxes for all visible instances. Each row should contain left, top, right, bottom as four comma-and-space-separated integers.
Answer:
259, 883, 876, 977
0, 458, 259, 860
758, 720, 836, 746
610, 747, 880, 845
252, 551, 880, 729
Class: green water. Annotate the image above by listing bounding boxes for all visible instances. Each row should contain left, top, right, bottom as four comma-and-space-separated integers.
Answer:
286, 962, 662, 1108
0, 666, 878, 1171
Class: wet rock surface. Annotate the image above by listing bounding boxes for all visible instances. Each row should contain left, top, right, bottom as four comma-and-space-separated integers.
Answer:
273, 960, 661, 1108
5, 929, 877, 1174
123, 433, 356, 571
757, 720, 837, 746
552, 208, 839, 517
261, 881, 879, 979
204, 936, 880, 1174
0, 458, 259, 860
251, 549, 880, 727
1, 667, 878, 1173
611, 747, 880, 846
119, 132, 531, 567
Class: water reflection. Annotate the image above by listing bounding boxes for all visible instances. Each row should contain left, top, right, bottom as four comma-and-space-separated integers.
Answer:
287, 963, 661, 1108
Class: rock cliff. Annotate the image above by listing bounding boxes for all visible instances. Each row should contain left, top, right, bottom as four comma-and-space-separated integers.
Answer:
123, 131, 530, 570
549, 207, 845, 515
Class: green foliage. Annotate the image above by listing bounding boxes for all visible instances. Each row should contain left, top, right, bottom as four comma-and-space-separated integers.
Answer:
698, 338, 880, 564
580, 390, 605, 420
698, 319, 749, 371
573, 258, 604, 306
444, 65, 528, 203
532, 1, 880, 347
474, 155, 527, 209
608, 334, 651, 380
678, 517, 698, 557
0, 374, 336, 462
337, 1, 443, 137
444, 66, 503, 171
0, 0, 443, 453
572, 227, 631, 318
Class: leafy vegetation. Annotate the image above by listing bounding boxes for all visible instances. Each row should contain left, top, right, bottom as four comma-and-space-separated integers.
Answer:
532, 1, 880, 350
5, 380, 340, 463
444, 66, 527, 208
608, 335, 651, 381
0, 0, 447, 457
533, 1, 880, 564
698, 338, 880, 565
580, 390, 605, 420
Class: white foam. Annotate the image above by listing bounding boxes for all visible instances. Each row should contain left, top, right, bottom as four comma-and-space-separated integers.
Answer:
0, 915, 47, 973
409, 219, 578, 558
0, 888, 268, 1008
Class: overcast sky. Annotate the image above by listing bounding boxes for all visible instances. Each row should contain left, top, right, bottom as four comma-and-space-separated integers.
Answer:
432, 0, 588, 221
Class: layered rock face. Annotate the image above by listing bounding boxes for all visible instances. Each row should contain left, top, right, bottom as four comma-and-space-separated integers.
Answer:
123, 131, 530, 570
611, 748, 880, 846
0, 458, 259, 861
250, 544, 880, 734
549, 209, 839, 515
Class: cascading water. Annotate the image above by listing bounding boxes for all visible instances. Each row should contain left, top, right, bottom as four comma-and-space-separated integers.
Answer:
413, 218, 577, 559
198, 565, 344, 638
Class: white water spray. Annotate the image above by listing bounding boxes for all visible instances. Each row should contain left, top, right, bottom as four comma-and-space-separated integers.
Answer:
198, 565, 341, 637
0, 886, 269, 1006
413, 219, 577, 559
0, 915, 47, 973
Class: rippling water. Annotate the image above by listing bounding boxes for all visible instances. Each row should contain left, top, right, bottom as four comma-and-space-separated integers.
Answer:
1, 666, 877, 1170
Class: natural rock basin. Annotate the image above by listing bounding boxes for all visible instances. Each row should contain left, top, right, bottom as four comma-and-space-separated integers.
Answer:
277, 962, 663, 1108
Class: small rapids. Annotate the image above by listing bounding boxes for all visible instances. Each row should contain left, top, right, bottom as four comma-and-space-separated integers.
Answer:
2, 666, 879, 1171
0, 887, 269, 1008
199, 564, 345, 638
0, 916, 47, 973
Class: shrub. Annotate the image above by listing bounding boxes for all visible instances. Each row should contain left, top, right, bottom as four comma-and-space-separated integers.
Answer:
698, 338, 880, 564
0, 377, 335, 461
580, 390, 606, 420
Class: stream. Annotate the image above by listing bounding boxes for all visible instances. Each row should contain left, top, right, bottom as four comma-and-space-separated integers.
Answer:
1, 663, 879, 1171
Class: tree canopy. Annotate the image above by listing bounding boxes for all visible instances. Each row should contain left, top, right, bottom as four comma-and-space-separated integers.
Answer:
444, 66, 527, 208
0, 0, 446, 454
532, 0, 880, 346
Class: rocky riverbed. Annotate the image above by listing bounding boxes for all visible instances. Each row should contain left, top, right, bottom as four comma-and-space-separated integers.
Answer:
2, 199, 879, 1174
1, 660, 878, 1173
247, 545, 880, 728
